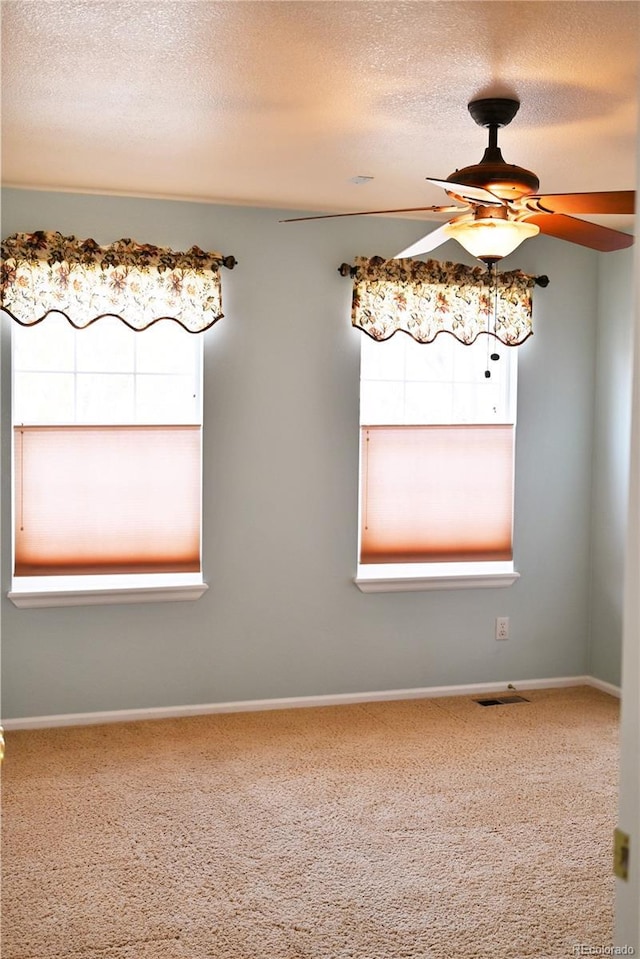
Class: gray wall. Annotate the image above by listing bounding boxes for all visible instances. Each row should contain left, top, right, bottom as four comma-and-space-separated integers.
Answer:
1, 188, 603, 719
589, 249, 635, 686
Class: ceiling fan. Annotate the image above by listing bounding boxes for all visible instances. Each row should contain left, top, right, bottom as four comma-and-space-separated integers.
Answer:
282, 98, 635, 266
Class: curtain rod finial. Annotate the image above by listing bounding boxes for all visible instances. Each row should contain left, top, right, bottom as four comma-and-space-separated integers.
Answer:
338, 263, 355, 277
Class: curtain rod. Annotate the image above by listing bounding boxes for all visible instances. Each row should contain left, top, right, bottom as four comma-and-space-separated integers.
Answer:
337, 262, 549, 286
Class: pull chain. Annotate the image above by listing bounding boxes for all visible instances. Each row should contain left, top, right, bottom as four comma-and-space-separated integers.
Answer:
485, 264, 500, 378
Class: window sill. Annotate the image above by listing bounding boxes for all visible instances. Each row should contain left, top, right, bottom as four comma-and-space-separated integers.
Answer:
354, 563, 520, 593
7, 575, 208, 608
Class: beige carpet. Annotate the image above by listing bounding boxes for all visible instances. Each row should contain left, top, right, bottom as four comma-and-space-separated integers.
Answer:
1, 685, 619, 959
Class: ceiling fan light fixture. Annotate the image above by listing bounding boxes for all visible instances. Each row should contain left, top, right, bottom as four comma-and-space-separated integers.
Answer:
444, 217, 540, 262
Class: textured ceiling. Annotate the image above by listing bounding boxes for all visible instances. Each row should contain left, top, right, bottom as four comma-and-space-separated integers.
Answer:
1, 1, 638, 229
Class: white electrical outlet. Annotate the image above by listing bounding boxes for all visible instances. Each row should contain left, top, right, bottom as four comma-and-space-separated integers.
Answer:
496, 617, 509, 640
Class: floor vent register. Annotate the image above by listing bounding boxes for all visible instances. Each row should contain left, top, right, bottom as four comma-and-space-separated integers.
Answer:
474, 695, 530, 707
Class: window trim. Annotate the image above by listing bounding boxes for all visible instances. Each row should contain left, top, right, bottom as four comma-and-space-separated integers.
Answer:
8, 574, 208, 608
354, 566, 520, 593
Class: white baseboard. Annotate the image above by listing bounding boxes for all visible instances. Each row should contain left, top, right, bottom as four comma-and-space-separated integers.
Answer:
1, 674, 620, 731
583, 675, 621, 698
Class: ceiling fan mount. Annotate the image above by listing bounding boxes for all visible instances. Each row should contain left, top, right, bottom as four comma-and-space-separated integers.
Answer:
467, 97, 521, 129
445, 98, 540, 202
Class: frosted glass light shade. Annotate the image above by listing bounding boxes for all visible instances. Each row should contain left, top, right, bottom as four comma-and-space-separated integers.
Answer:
445, 218, 540, 261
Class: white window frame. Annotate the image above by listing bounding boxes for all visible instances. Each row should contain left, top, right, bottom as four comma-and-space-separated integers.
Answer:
7, 317, 208, 608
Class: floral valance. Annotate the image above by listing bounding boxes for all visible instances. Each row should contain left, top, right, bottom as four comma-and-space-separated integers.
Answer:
1, 231, 235, 333
350, 256, 536, 346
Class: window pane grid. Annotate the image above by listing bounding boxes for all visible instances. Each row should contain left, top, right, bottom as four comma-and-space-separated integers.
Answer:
13, 319, 201, 426
360, 334, 516, 427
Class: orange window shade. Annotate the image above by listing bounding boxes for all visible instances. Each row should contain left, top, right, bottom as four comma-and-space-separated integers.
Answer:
360, 424, 514, 564
14, 425, 201, 576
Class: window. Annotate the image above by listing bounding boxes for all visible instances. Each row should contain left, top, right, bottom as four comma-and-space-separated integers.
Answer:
1, 229, 232, 606
9, 316, 206, 607
356, 332, 520, 591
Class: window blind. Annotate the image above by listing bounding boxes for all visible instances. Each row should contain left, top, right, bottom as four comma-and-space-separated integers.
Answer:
360, 424, 514, 564
14, 425, 201, 575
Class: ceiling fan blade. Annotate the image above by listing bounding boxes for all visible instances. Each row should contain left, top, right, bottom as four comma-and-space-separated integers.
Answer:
524, 213, 634, 252
426, 177, 504, 206
527, 191, 635, 216
394, 223, 454, 259
279, 205, 462, 223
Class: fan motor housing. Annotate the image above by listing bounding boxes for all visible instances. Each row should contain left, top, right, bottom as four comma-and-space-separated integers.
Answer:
447, 161, 540, 201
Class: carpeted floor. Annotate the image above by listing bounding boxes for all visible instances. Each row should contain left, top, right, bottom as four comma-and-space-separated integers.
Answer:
1, 685, 619, 959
